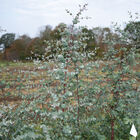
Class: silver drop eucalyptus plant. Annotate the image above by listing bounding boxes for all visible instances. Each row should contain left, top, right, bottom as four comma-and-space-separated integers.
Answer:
0, 4, 139, 140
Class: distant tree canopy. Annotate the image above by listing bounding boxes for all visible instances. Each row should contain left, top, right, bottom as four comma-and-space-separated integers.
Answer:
0, 33, 15, 49
8, 35, 31, 60
26, 37, 45, 60
124, 21, 140, 49
0, 33, 15, 59
51, 23, 67, 40
19, 34, 32, 45
82, 27, 96, 51
39, 25, 52, 41
0, 20, 139, 61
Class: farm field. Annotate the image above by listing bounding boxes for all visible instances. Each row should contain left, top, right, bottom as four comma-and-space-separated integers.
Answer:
0, 2, 140, 139
0, 61, 139, 111
0, 59, 140, 140
1, 60, 139, 101
0, 61, 48, 104
0, 61, 140, 105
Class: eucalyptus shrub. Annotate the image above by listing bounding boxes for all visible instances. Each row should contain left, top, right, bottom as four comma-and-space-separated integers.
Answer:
37, 4, 100, 139
35, 6, 140, 140
94, 14, 140, 139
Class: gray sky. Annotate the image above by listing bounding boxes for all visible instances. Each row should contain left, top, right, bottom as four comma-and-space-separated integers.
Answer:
0, 0, 140, 37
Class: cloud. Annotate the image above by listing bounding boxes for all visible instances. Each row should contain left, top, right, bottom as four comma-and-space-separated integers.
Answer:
16, 0, 86, 11
15, 0, 88, 25
15, 8, 58, 17
0, 0, 140, 37
15, 0, 80, 16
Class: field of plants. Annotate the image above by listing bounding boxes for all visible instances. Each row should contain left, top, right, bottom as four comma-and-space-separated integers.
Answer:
0, 4, 140, 140
0, 60, 140, 140
0, 61, 140, 105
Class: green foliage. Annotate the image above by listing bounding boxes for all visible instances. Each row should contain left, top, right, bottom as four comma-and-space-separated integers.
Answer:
124, 13, 140, 50
0, 33, 15, 49
0, 4, 139, 140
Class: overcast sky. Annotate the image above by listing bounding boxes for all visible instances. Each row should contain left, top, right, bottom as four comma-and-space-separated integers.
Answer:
0, 0, 140, 37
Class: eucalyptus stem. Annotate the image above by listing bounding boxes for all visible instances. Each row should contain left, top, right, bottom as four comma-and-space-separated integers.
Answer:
76, 73, 80, 126
111, 119, 114, 140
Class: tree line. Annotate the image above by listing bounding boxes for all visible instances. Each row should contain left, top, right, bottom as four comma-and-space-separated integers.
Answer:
0, 21, 139, 61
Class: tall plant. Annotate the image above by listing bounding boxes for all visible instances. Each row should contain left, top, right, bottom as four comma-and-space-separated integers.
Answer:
92, 14, 140, 139
41, 4, 99, 139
